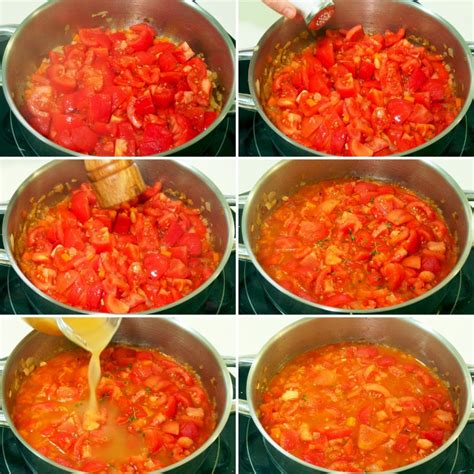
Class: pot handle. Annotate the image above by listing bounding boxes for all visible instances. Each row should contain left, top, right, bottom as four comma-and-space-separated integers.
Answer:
238, 399, 252, 417
224, 194, 236, 208
0, 249, 12, 268
467, 42, 474, 55
0, 358, 8, 427
238, 243, 252, 262
465, 191, 474, 247
0, 202, 7, 214
0, 25, 17, 87
238, 48, 258, 112
469, 364, 474, 422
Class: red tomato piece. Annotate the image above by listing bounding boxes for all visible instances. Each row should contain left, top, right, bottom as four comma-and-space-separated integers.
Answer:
47, 64, 77, 93
387, 99, 414, 125
143, 252, 170, 280
70, 190, 90, 223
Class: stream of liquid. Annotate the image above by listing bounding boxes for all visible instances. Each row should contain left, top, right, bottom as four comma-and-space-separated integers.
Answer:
59, 317, 118, 430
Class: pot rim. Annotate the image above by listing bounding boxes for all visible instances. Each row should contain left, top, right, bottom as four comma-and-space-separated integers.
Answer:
241, 158, 473, 314
1, 0, 236, 157
1, 317, 233, 473
247, 0, 473, 157
246, 316, 473, 474
1, 159, 235, 315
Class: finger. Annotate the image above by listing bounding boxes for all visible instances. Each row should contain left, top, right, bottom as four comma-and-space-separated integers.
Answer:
262, 0, 297, 19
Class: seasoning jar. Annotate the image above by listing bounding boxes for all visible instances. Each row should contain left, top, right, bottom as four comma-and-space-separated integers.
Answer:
291, 0, 335, 30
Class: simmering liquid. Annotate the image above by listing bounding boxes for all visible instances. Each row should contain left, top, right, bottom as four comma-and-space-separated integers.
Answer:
59, 317, 118, 430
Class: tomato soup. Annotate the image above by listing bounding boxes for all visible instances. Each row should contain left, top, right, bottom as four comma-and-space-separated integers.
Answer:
23, 23, 220, 156
255, 178, 457, 310
17, 181, 219, 313
264, 25, 462, 156
12, 345, 216, 472
259, 343, 457, 472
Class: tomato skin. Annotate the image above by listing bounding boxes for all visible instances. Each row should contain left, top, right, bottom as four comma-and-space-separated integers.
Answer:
152, 86, 175, 109
384, 27, 406, 47
70, 191, 90, 223
139, 124, 174, 155
387, 99, 414, 125
128, 23, 155, 51
335, 73, 356, 98
358, 60, 375, 81
143, 252, 170, 280
88, 93, 112, 123
79, 28, 112, 49
71, 126, 99, 154
64, 227, 85, 250
113, 213, 131, 235
178, 233, 202, 256
47, 64, 77, 93
104, 294, 129, 313
316, 38, 335, 69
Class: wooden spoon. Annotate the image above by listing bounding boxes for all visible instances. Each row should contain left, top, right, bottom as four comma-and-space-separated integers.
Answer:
84, 160, 146, 208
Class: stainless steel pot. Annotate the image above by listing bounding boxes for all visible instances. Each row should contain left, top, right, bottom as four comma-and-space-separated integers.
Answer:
0, 0, 235, 157
239, 0, 474, 157
241, 159, 474, 314
241, 317, 474, 473
0, 159, 234, 314
0, 317, 233, 473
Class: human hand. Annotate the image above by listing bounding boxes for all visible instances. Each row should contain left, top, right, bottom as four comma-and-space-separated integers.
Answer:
262, 0, 297, 19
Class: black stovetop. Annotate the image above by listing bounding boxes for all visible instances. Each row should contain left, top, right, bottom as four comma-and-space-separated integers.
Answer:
238, 364, 474, 474
0, 370, 235, 474
0, 35, 235, 157
0, 214, 236, 315
239, 59, 474, 157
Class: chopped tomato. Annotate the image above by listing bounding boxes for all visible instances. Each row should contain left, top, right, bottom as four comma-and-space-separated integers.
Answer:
264, 26, 461, 155
17, 181, 219, 313
256, 178, 456, 310
260, 342, 456, 472
24, 23, 220, 155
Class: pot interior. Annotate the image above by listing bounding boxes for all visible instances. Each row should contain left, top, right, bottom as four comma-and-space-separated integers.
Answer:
244, 159, 470, 268
2, 318, 230, 454
7, 159, 231, 261
248, 318, 471, 468
5, 0, 234, 111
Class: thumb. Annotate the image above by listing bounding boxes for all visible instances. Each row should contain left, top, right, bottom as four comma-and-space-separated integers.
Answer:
262, 0, 298, 19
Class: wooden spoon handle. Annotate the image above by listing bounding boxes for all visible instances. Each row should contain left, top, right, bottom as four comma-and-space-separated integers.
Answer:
84, 160, 146, 208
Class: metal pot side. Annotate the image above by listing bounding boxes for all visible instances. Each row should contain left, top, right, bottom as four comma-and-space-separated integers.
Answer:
246, 317, 473, 474
2, 0, 235, 157
2, 159, 234, 315
1, 318, 233, 473
242, 159, 473, 314
248, 0, 473, 157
